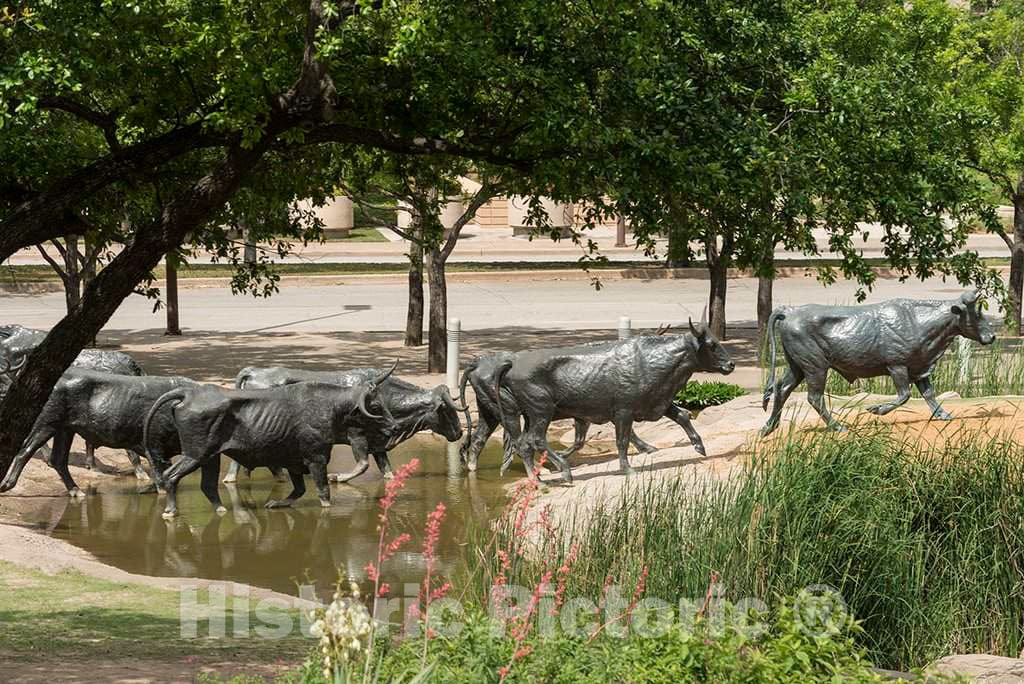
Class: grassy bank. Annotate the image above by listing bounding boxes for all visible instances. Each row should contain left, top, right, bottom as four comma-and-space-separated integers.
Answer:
0, 560, 309, 663
549, 429, 1024, 671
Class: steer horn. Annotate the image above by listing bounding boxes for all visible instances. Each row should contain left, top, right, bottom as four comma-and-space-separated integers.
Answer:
439, 385, 468, 412
356, 385, 385, 420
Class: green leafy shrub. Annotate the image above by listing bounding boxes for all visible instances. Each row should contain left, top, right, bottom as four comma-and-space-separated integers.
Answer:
291, 598, 890, 683
675, 381, 747, 410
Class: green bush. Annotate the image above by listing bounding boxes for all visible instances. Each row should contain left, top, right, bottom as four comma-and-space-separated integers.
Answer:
675, 381, 747, 410
558, 429, 1024, 671
290, 599, 891, 683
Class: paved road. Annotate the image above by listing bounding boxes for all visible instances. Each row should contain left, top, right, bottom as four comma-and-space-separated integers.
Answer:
2, 272, 987, 335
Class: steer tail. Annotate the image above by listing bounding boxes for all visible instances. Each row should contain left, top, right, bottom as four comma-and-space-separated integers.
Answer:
761, 309, 786, 411
492, 359, 515, 465
458, 358, 478, 458
143, 388, 189, 463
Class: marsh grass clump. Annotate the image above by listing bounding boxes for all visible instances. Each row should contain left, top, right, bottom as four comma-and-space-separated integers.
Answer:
559, 427, 1024, 671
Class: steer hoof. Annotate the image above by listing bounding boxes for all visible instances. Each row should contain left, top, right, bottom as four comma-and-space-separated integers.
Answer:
932, 410, 953, 421
215, 505, 227, 515
68, 487, 86, 499
134, 468, 149, 482
865, 404, 885, 415
693, 444, 707, 457
264, 499, 292, 509
622, 466, 636, 477
161, 510, 177, 519
137, 482, 158, 495
319, 499, 331, 508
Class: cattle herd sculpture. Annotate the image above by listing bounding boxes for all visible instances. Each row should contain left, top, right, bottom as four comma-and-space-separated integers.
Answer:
0, 290, 995, 521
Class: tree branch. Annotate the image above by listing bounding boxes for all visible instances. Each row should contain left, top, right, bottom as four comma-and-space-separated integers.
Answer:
38, 95, 120, 150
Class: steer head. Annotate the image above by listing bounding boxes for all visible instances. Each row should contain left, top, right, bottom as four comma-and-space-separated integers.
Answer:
428, 385, 466, 442
952, 290, 995, 346
689, 315, 735, 375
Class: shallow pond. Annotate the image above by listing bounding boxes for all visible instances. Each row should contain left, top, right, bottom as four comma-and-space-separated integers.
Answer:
28, 437, 531, 598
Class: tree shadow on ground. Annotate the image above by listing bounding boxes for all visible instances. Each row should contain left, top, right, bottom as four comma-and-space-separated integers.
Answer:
96, 325, 762, 384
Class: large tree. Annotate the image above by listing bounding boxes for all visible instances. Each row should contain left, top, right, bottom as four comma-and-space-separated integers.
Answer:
947, 0, 1024, 334
0, 0, 680, 468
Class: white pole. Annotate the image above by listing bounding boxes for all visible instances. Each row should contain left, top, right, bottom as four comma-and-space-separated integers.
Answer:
618, 316, 632, 340
446, 318, 462, 477
446, 318, 461, 390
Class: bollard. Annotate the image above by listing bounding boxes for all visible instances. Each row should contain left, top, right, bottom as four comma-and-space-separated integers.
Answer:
618, 316, 631, 340
446, 318, 462, 477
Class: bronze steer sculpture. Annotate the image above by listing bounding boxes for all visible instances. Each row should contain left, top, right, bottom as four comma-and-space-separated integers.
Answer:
0, 369, 198, 497
760, 289, 995, 436
0, 324, 149, 479
223, 364, 465, 483
145, 379, 396, 518
459, 347, 662, 475
493, 320, 735, 483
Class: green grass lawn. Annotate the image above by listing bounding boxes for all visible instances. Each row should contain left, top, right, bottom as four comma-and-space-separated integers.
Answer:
322, 226, 388, 242
0, 560, 310, 663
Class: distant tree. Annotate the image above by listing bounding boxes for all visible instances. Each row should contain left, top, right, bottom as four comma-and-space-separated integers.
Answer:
340, 153, 504, 371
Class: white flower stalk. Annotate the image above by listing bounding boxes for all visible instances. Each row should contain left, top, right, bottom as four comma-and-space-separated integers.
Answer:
308, 581, 373, 676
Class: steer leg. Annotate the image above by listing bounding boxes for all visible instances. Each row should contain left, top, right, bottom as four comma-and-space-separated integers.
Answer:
126, 450, 149, 481
613, 414, 635, 475
806, 370, 845, 432
665, 403, 706, 456
866, 366, 912, 416
553, 419, 589, 460
915, 377, 953, 420
371, 450, 394, 479
761, 365, 804, 436
49, 429, 84, 497
223, 460, 242, 484
0, 428, 57, 492
199, 458, 227, 514
161, 455, 204, 519
462, 407, 500, 472
266, 470, 307, 509
309, 459, 331, 507
85, 442, 95, 470
329, 434, 371, 484
629, 431, 658, 454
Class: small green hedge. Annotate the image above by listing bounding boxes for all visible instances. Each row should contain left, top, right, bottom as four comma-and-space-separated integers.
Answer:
676, 381, 746, 410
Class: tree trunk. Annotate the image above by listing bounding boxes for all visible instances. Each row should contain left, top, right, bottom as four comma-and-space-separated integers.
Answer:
757, 248, 775, 345
705, 235, 730, 340
405, 226, 424, 347
708, 257, 728, 340
242, 220, 257, 264
0, 140, 269, 472
1009, 195, 1024, 337
165, 254, 181, 336
615, 215, 627, 248
426, 248, 447, 373
62, 234, 81, 313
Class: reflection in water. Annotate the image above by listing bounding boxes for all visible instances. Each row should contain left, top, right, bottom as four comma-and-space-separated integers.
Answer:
42, 437, 525, 598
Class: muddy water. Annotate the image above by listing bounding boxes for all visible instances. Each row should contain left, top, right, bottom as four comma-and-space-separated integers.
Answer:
31, 437, 530, 598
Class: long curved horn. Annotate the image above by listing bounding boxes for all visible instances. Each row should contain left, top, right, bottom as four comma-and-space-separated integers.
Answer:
700, 306, 708, 327
356, 385, 385, 420
689, 317, 699, 337
440, 385, 468, 412
376, 359, 399, 384
8, 354, 26, 372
